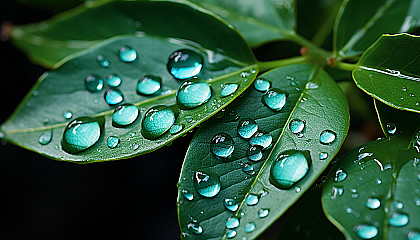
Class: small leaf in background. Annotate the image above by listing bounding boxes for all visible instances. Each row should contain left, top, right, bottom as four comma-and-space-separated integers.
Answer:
322, 100, 420, 240
177, 63, 349, 239
353, 33, 420, 113
400, 0, 420, 33
0, 1, 259, 162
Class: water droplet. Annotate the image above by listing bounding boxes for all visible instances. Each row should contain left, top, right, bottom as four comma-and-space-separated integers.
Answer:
170, 124, 183, 134
227, 230, 237, 239
185, 115, 194, 123
357, 152, 373, 162
62, 117, 101, 154
247, 146, 263, 162
331, 186, 344, 199
226, 217, 240, 229
249, 132, 272, 149
38, 130, 52, 145
167, 49, 203, 79
210, 133, 234, 158
221, 83, 239, 97
386, 123, 397, 135
258, 209, 269, 218
96, 55, 109, 68
137, 75, 162, 95
366, 198, 381, 209
112, 103, 139, 127
355, 224, 378, 239
289, 119, 305, 134
85, 75, 104, 92
262, 89, 287, 111
408, 230, 420, 240
193, 171, 221, 198
141, 106, 176, 140
237, 119, 258, 139
132, 143, 139, 150
295, 186, 301, 193
389, 212, 409, 227
306, 82, 319, 89
394, 201, 404, 209
187, 222, 203, 235
104, 88, 124, 105
106, 74, 122, 87
241, 163, 255, 175
106, 136, 120, 149
415, 197, 420, 207
334, 168, 347, 182
320, 130, 336, 145
224, 198, 238, 212
63, 111, 73, 120
346, 207, 353, 213
119, 46, 137, 62
319, 152, 328, 160
246, 194, 259, 206
244, 222, 256, 233
254, 78, 271, 92
270, 150, 310, 189
181, 189, 194, 201
375, 178, 382, 184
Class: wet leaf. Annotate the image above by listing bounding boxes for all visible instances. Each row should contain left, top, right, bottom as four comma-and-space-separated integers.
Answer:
177, 63, 349, 239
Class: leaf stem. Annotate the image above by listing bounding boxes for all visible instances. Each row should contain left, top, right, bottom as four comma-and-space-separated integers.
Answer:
286, 32, 331, 66
257, 56, 307, 72
336, 62, 357, 71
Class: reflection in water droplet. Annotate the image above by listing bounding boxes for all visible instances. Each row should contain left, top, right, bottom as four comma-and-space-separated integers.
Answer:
246, 194, 259, 206
334, 168, 347, 182
320, 130, 336, 145
386, 123, 397, 135
244, 222, 256, 233
62, 117, 101, 154
224, 198, 238, 212
366, 198, 381, 209
137, 75, 162, 95
375, 178, 382, 184
104, 88, 124, 105
389, 212, 409, 227
258, 209, 269, 218
167, 49, 203, 79
295, 186, 301, 193
177, 80, 211, 109
306, 82, 319, 89
221, 83, 239, 97
141, 106, 176, 140
63, 111, 73, 120
85, 75, 104, 92
187, 222, 203, 235
227, 230, 237, 239
355, 224, 378, 239
119, 46, 137, 62
254, 78, 271, 92
97, 55, 109, 68
106, 74, 122, 87
194, 171, 221, 198
319, 152, 328, 160
270, 150, 310, 189
237, 119, 258, 139
181, 189, 194, 201
408, 230, 420, 240
106, 136, 120, 149
262, 89, 287, 111
241, 163, 255, 175
112, 103, 139, 127
331, 187, 344, 199
358, 152, 373, 162
247, 146, 263, 162
210, 133, 234, 158
226, 217, 240, 229
289, 119, 305, 134
249, 132, 272, 149
38, 131, 53, 145
394, 201, 404, 209
170, 124, 183, 134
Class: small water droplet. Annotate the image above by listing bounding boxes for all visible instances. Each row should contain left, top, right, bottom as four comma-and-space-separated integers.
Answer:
106, 136, 120, 149
210, 133, 234, 158
414, 197, 420, 207
319, 152, 328, 160
403, 87, 407, 92
355, 224, 378, 239
221, 83, 239, 97
247, 146, 263, 162
366, 198, 381, 209
320, 130, 336, 145
357, 152, 373, 162
237, 119, 258, 139
137, 75, 162, 95
62, 111, 73, 120
181, 189, 194, 201
289, 119, 305, 134
112, 103, 139, 127
270, 150, 310, 189
38, 130, 53, 145
334, 168, 347, 182
254, 78, 271, 92
85, 75, 104, 92
386, 123, 397, 135
227, 230, 237, 239
177, 80, 212, 109
241, 163, 255, 175
106, 74, 122, 87
246, 194, 259, 206
408, 230, 420, 240
119, 46, 137, 62
375, 178, 382, 184
170, 124, 183, 134
167, 49, 203, 79
331, 186, 344, 199
62, 117, 101, 154
394, 201, 404, 209
240, 71, 251, 78
258, 209, 269, 218
306, 82, 319, 89
389, 212, 409, 227
141, 106, 176, 140
96, 55, 109, 68
295, 186, 301, 193
187, 222, 203, 235
193, 171, 221, 198
226, 217, 240, 229
185, 116, 194, 123
244, 222, 256, 233
224, 198, 238, 212
104, 88, 124, 105
262, 89, 287, 111
132, 143, 139, 150
346, 207, 353, 213
249, 132, 272, 149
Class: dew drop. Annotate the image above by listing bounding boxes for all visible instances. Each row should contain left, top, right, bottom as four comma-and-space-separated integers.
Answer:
193, 171, 221, 198
262, 89, 287, 111
96, 55, 110, 68
132, 143, 139, 151
270, 150, 310, 189
319, 152, 328, 160
104, 88, 124, 105
241, 163, 255, 176
295, 186, 301, 193
237, 119, 258, 139
181, 189, 194, 201
394, 201, 404, 209
334, 168, 347, 182
221, 83, 239, 97
408, 230, 420, 240
224, 198, 239, 212
210, 133, 234, 158
106, 74, 122, 87
249, 132, 272, 149
366, 198, 381, 209
38, 130, 53, 145
226, 217, 240, 229
289, 119, 305, 134
167, 49, 203, 79
85, 75, 104, 92
306, 82, 319, 89
63, 111, 73, 120
320, 130, 336, 145
258, 209, 269, 218
141, 106, 176, 140
112, 103, 139, 127
331, 187, 344, 199
246, 194, 259, 206
389, 212, 409, 227
106, 136, 120, 149
247, 146, 263, 162
62, 117, 101, 154
355, 224, 378, 239
254, 78, 271, 92
227, 230, 237, 239
170, 124, 183, 134
137, 75, 162, 95
386, 123, 397, 135
119, 46, 137, 62
375, 178, 382, 184
187, 222, 203, 235
415, 197, 420, 207
185, 116, 194, 123
177, 80, 211, 109
244, 222, 256, 233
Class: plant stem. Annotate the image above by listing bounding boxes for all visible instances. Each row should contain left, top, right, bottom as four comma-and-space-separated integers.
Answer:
286, 32, 331, 66
257, 56, 307, 72
336, 62, 357, 71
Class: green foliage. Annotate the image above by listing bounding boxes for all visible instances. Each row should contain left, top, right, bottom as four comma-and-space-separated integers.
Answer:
2, 0, 420, 239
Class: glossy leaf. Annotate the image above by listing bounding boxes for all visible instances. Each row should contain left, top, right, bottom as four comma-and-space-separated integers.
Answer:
400, 0, 420, 32
10, 1, 255, 67
353, 33, 420, 113
0, 2, 259, 162
177, 63, 349, 239
334, 0, 410, 58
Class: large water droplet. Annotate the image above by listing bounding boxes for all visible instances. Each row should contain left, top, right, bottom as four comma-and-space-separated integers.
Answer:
119, 46, 137, 62
63, 111, 73, 120
262, 89, 287, 111
244, 222, 256, 233
249, 132, 272, 149
366, 198, 381, 209
194, 171, 221, 198
104, 88, 124, 105
386, 123, 397, 135
62, 117, 101, 154
319, 152, 328, 160
106, 136, 120, 149
270, 150, 310, 189
96, 55, 109, 68
320, 130, 336, 145
245, 194, 259, 206
177, 80, 211, 109
187, 222, 203, 235
38, 130, 52, 145
227, 230, 237, 239
224, 198, 238, 212
289, 119, 305, 134
226, 217, 240, 229
85, 75, 104, 92
137, 75, 162, 95
106, 74, 122, 87
389, 212, 409, 227
141, 106, 176, 140
210, 133, 234, 158
258, 209, 269, 218
254, 78, 271, 92
408, 230, 420, 240
334, 168, 347, 182
355, 224, 378, 239
247, 146, 263, 162
237, 119, 258, 139
112, 103, 139, 127
221, 83, 239, 97
181, 189, 194, 201
167, 49, 203, 79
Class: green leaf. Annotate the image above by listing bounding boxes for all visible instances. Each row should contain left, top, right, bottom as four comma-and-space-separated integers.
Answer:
353, 33, 420, 113
177, 63, 349, 239
400, 0, 420, 33
0, 1, 258, 162
321, 103, 420, 239
334, 0, 410, 59
10, 1, 254, 68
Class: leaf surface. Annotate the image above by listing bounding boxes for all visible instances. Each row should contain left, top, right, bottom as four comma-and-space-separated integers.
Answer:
177, 63, 349, 239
